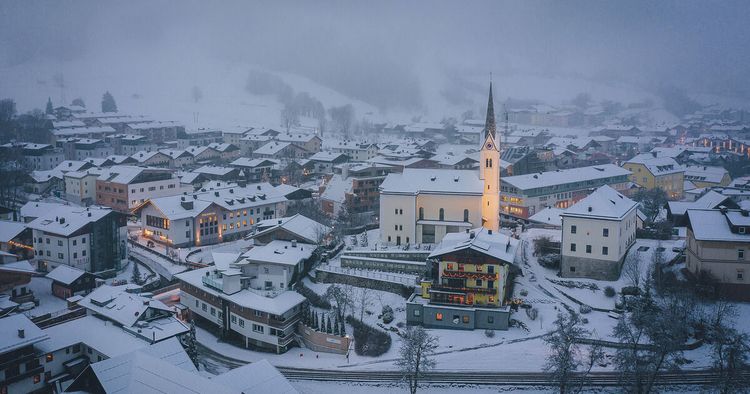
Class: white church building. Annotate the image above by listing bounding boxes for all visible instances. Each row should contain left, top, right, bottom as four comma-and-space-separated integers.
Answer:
379, 82, 502, 245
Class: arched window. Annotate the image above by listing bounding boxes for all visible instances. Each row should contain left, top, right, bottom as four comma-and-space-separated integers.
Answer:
418, 207, 424, 220
439, 208, 445, 221
489, 159, 493, 168
463, 209, 469, 222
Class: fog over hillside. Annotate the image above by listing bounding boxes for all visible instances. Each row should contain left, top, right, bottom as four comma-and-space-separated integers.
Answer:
1, 0, 749, 124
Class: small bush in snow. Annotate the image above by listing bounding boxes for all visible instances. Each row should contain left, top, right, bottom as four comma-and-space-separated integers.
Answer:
604, 286, 616, 297
526, 307, 539, 321
579, 304, 592, 314
538, 253, 561, 269
519, 289, 529, 297
484, 329, 495, 338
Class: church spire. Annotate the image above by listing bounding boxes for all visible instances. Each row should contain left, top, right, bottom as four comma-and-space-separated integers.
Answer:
485, 81, 497, 139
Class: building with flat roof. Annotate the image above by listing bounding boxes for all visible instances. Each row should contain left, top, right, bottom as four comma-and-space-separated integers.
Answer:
500, 164, 632, 219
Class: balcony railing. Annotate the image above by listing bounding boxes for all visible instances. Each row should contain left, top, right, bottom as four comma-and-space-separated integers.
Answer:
431, 284, 498, 295
441, 270, 498, 281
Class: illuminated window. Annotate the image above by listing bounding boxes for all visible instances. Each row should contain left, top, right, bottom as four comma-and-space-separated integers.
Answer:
46, 353, 53, 362
436, 313, 443, 321
34, 374, 41, 384
462, 316, 469, 324
446, 263, 453, 270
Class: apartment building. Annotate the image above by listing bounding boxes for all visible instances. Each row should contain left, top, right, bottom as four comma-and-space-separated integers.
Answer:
500, 164, 632, 219
622, 153, 684, 200
176, 241, 311, 353
134, 182, 291, 247
95, 166, 187, 212
27, 205, 127, 274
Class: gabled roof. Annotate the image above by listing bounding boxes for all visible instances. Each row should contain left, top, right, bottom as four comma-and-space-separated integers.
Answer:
624, 154, 683, 176
253, 214, 330, 244
212, 359, 298, 394
85, 349, 231, 394
27, 205, 116, 237
78, 285, 174, 328
687, 209, 750, 242
0, 220, 27, 243
429, 227, 518, 264
230, 157, 278, 168
562, 185, 638, 220
668, 190, 735, 216
0, 314, 48, 354
46, 264, 89, 285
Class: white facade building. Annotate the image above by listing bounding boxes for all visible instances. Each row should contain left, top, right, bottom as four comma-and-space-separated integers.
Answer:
560, 185, 638, 280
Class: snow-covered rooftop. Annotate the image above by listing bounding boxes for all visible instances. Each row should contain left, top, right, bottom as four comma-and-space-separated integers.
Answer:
562, 185, 638, 220
0, 314, 48, 354
380, 168, 482, 195
241, 240, 314, 266
45, 264, 87, 285
687, 209, 750, 242
502, 164, 630, 191
26, 205, 116, 237
176, 267, 306, 315
254, 214, 330, 244
0, 220, 26, 243
429, 227, 518, 264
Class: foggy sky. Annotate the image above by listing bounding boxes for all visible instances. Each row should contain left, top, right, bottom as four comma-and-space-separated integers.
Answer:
1, 0, 749, 113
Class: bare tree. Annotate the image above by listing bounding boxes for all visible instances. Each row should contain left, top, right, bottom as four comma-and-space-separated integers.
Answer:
613, 292, 695, 394
544, 312, 588, 394
623, 250, 642, 290
396, 326, 438, 394
355, 280, 373, 323
325, 283, 353, 322
708, 302, 750, 393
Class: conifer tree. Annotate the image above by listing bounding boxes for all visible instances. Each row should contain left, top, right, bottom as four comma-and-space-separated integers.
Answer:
327, 315, 332, 334
131, 262, 142, 285
45, 97, 53, 114
101, 91, 117, 113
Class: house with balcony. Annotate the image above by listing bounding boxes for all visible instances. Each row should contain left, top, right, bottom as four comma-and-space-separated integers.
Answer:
407, 227, 519, 331
622, 153, 684, 200
176, 240, 310, 353
0, 314, 50, 394
133, 182, 290, 247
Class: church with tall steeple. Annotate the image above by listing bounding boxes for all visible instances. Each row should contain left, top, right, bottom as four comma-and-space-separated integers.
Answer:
480, 82, 501, 232
378, 81, 503, 247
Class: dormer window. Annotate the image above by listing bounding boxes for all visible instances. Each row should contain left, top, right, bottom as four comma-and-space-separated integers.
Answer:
741, 227, 746, 234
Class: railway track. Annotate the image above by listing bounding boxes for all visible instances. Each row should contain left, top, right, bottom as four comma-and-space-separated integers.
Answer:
277, 367, 743, 387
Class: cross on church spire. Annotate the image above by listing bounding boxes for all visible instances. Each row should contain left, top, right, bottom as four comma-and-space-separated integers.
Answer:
485, 81, 496, 140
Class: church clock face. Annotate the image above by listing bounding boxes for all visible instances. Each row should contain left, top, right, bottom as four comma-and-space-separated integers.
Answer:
486, 142, 493, 150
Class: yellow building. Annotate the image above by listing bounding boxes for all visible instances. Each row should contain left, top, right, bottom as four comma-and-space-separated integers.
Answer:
683, 165, 731, 188
424, 227, 519, 307
622, 153, 684, 200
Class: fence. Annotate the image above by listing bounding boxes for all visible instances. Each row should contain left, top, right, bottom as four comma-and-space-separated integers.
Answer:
316, 265, 416, 286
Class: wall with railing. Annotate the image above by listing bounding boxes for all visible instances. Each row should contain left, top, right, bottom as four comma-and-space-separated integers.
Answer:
296, 322, 350, 354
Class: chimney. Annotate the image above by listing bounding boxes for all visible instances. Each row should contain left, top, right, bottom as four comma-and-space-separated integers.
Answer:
291, 240, 297, 247
18, 329, 24, 338
469, 231, 475, 239
88, 212, 92, 217
488, 229, 493, 235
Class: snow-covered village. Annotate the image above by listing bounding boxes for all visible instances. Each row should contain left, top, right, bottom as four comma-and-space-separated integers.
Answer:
1, 1, 750, 393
